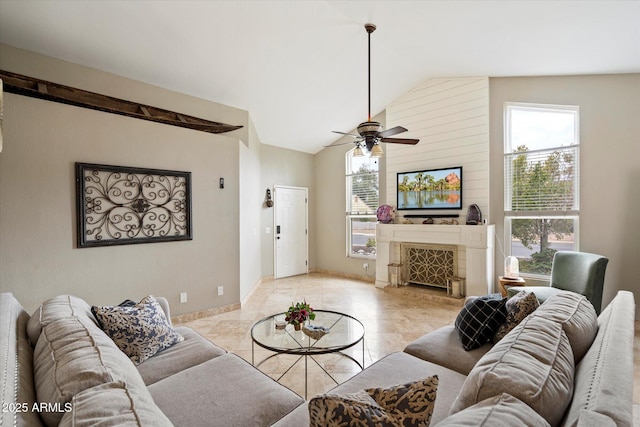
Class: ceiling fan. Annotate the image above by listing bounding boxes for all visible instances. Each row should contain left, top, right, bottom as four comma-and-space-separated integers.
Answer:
332, 23, 419, 157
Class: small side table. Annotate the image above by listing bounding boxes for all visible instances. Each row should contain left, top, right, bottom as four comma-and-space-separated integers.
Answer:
499, 276, 526, 297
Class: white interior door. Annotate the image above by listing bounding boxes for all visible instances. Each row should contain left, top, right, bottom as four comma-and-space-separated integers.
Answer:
274, 186, 308, 279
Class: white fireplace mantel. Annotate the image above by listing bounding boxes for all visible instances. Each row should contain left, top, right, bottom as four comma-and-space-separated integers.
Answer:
376, 224, 495, 296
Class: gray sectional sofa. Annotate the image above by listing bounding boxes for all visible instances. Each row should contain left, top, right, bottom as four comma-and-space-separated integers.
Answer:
275, 290, 635, 426
1, 289, 635, 426
0, 293, 305, 426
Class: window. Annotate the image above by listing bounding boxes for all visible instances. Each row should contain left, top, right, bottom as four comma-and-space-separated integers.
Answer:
504, 102, 579, 277
346, 149, 378, 258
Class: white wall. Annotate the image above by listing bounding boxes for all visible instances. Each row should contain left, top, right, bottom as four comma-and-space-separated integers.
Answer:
385, 77, 490, 221
239, 119, 263, 301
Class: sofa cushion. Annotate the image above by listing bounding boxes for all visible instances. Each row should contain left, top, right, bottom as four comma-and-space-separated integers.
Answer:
33, 316, 149, 426
274, 352, 468, 427
529, 290, 598, 363
59, 381, 172, 427
136, 326, 227, 385
0, 293, 44, 427
493, 290, 539, 343
450, 315, 574, 426
309, 376, 438, 427
433, 393, 550, 427
92, 295, 184, 365
562, 291, 635, 427
455, 294, 507, 350
404, 325, 492, 375
148, 353, 305, 427
27, 294, 98, 346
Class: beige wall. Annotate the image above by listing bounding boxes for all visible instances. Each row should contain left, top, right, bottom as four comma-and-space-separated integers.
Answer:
313, 113, 385, 280
316, 74, 640, 319
489, 74, 640, 316
260, 144, 315, 277
3, 44, 637, 319
0, 44, 248, 315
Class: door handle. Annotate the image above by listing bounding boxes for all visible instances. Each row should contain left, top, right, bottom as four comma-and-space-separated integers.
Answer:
276, 225, 281, 234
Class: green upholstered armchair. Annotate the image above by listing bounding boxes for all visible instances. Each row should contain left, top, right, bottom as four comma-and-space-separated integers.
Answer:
506, 251, 609, 314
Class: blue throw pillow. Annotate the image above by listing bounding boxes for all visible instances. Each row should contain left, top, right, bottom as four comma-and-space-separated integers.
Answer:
92, 295, 183, 364
455, 294, 507, 351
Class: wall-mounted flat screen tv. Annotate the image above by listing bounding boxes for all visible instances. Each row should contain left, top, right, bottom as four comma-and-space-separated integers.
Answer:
397, 166, 463, 210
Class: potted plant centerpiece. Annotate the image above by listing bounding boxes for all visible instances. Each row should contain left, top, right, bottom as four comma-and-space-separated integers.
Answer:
285, 301, 315, 331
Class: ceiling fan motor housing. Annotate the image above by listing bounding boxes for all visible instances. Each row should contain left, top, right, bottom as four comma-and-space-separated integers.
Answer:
358, 121, 382, 151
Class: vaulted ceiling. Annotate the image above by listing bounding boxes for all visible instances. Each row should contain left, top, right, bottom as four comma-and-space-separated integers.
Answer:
1, 1, 638, 153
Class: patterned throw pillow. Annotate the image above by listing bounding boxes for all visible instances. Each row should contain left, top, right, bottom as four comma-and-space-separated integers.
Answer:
493, 291, 539, 343
309, 390, 393, 426
309, 376, 438, 427
455, 294, 507, 350
92, 295, 183, 364
366, 376, 438, 426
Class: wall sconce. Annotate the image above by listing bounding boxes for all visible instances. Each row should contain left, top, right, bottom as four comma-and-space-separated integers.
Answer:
265, 189, 273, 208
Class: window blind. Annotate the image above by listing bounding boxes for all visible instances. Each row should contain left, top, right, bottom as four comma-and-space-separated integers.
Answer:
347, 172, 379, 215
505, 145, 579, 213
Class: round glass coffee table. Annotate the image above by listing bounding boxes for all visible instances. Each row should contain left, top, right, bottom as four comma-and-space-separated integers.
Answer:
251, 310, 365, 398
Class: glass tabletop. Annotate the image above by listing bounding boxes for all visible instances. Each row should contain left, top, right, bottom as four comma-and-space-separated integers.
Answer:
251, 310, 365, 355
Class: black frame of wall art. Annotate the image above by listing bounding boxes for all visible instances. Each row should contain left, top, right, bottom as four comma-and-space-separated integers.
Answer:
75, 162, 192, 248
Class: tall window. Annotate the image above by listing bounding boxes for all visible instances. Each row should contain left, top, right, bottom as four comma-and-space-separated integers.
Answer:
504, 102, 579, 277
346, 149, 378, 258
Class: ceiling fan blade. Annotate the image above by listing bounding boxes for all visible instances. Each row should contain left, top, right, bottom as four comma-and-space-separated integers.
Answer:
378, 126, 407, 138
324, 139, 364, 148
332, 130, 360, 138
380, 137, 420, 145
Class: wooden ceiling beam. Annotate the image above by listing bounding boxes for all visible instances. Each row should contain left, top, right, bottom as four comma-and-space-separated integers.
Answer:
0, 70, 243, 135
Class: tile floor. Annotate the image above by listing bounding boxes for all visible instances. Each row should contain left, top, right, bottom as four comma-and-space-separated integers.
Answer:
176, 272, 639, 409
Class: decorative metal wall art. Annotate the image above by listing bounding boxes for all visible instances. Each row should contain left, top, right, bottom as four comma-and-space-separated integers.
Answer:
76, 163, 192, 248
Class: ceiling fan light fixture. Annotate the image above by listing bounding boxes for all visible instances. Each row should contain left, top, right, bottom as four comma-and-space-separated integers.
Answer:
370, 144, 383, 158
353, 145, 364, 157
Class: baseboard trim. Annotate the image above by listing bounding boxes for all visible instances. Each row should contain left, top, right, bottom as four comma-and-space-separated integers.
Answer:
172, 270, 375, 323
171, 302, 241, 324
311, 268, 375, 283
241, 276, 273, 307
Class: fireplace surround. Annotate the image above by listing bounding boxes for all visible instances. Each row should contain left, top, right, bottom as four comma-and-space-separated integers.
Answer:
376, 224, 495, 296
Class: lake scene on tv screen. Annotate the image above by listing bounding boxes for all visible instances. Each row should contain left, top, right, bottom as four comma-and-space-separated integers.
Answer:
398, 167, 462, 209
